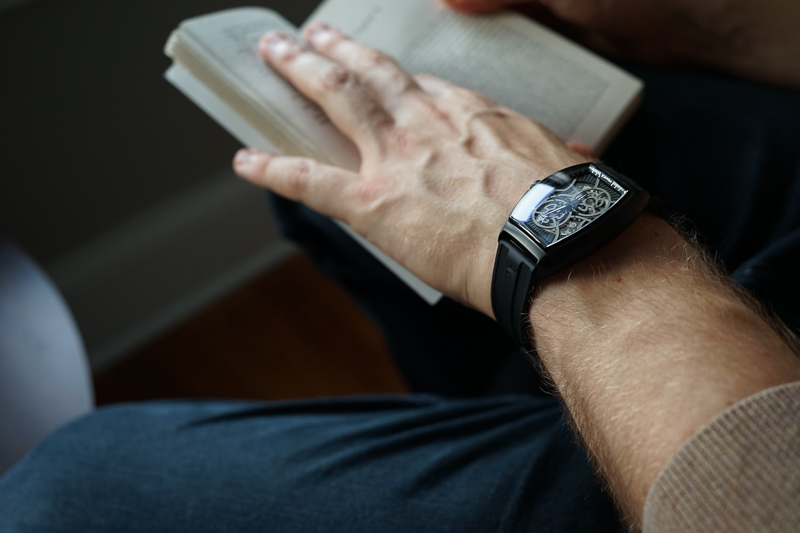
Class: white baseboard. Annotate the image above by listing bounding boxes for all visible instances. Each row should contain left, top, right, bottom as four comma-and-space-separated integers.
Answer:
46, 170, 295, 371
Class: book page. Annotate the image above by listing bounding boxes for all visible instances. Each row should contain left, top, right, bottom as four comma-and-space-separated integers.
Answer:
175, 8, 360, 169
165, 64, 279, 153
306, 0, 642, 152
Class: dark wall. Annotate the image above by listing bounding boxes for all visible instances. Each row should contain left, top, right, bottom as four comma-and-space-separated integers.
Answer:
0, 0, 321, 264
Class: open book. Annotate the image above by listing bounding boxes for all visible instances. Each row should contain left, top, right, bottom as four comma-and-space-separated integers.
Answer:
164, 0, 643, 304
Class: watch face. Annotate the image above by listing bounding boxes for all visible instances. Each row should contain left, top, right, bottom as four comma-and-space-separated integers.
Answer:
510, 165, 627, 247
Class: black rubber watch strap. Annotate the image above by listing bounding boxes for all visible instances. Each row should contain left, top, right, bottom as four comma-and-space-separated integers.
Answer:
491, 163, 650, 353
491, 239, 537, 348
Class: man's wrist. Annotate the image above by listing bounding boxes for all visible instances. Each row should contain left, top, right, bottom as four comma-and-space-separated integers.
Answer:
524, 211, 800, 522
530, 213, 678, 308
490, 162, 649, 346
576, 208, 681, 279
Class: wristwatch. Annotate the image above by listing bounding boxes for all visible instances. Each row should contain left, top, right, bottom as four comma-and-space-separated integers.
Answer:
491, 162, 650, 349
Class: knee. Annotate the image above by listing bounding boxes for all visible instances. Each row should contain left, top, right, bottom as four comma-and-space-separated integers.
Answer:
0, 403, 185, 530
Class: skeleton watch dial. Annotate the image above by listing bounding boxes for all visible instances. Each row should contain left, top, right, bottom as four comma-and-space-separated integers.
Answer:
510, 165, 627, 247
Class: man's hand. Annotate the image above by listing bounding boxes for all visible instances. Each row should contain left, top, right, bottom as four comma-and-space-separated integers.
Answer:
233, 22, 800, 531
233, 24, 587, 317
446, 0, 800, 89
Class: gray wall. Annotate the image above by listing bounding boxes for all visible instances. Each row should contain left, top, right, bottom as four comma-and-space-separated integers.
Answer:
0, 0, 323, 367
0, 0, 319, 263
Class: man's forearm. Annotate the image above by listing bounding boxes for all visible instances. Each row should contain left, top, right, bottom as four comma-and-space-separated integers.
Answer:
529, 214, 800, 527
239, 25, 800, 529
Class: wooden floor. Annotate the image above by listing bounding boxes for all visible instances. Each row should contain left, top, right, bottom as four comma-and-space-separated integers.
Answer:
93, 254, 408, 406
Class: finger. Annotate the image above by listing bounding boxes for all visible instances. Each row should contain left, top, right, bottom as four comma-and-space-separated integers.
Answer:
259, 32, 393, 149
303, 24, 420, 111
566, 140, 596, 160
444, 0, 532, 14
414, 74, 497, 106
233, 148, 359, 222
412, 74, 451, 96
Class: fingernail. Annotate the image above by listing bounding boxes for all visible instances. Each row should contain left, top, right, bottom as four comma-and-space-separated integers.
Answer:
234, 149, 258, 171
259, 32, 294, 58
306, 23, 338, 48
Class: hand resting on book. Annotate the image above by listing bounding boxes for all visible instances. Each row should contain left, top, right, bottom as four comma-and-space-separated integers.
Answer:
233, 23, 588, 319
232, 23, 800, 529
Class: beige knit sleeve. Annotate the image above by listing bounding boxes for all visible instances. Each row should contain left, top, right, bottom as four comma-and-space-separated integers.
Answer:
643, 382, 800, 532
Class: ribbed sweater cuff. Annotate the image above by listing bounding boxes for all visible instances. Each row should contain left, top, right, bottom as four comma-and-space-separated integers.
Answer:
643, 381, 800, 532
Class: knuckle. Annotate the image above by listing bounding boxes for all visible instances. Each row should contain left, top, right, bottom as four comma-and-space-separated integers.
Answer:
284, 159, 315, 194
412, 73, 443, 91
451, 86, 496, 107
358, 51, 416, 94
392, 71, 418, 94
351, 179, 382, 206
314, 32, 343, 54
358, 49, 393, 70
318, 65, 354, 93
250, 153, 272, 177
413, 73, 436, 83
272, 43, 303, 64
470, 91, 496, 107
466, 108, 522, 137
348, 175, 393, 222
363, 102, 394, 130
365, 69, 416, 96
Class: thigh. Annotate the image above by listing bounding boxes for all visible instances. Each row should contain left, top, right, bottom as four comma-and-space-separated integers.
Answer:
0, 396, 624, 533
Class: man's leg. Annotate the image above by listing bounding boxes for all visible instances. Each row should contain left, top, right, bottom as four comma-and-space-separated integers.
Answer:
0, 396, 625, 533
